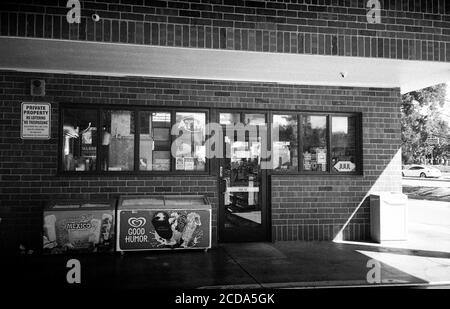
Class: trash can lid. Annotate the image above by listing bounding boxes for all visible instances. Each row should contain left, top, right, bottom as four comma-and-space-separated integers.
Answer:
370, 192, 408, 205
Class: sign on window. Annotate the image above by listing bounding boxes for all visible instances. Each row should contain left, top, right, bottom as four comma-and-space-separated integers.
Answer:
334, 161, 356, 172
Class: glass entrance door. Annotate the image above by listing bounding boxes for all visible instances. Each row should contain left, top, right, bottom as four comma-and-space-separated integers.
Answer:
218, 113, 268, 242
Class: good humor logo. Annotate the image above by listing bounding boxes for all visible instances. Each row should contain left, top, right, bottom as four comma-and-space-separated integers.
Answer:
128, 217, 146, 228
66, 0, 382, 24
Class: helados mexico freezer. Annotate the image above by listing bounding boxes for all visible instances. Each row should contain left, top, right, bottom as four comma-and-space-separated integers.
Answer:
43, 200, 115, 254
116, 195, 212, 252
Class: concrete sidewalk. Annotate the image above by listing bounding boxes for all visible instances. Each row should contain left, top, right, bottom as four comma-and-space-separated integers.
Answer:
2, 241, 449, 289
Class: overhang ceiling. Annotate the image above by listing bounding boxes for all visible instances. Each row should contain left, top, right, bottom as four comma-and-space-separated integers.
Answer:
0, 37, 449, 93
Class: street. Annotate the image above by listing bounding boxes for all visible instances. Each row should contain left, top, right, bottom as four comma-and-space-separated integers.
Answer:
403, 177, 450, 188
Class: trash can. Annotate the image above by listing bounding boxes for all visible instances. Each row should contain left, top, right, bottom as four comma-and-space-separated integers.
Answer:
370, 192, 408, 243
116, 195, 211, 252
43, 200, 116, 254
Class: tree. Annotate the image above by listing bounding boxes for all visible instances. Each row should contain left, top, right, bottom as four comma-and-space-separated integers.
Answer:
401, 83, 449, 164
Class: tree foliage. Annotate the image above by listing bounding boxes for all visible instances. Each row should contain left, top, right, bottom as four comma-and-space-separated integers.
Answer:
401, 83, 449, 164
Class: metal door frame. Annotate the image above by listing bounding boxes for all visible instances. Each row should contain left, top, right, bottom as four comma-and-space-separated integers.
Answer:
216, 110, 271, 243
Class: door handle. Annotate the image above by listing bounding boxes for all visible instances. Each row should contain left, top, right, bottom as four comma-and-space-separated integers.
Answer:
219, 166, 223, 177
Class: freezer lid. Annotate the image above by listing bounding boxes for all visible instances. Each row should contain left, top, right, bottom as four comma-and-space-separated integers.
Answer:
45, 199, 115, 210
81, 202, 115, 209
370, 192, 408, 205
51, 204, 80, 209
117, 195, 210, 209
164, 195, 209, 206
118, 195, 165, 209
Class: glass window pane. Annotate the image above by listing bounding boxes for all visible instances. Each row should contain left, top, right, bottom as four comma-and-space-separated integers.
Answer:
173, 112, 206, 171
101, 110, 135, 171
220, 113, 240, 125
244, 114, 265, 125
331, 116, 357, 173
139, 112, 171, 171
302, 115, 327, 172
272, 114, 298, 171
62, 109, 97, 171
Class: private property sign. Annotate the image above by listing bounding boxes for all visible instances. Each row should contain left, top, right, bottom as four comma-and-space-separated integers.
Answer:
21, 102, 51, 139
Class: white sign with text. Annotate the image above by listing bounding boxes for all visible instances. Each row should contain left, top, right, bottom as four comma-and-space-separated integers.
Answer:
21, 102, 51, 140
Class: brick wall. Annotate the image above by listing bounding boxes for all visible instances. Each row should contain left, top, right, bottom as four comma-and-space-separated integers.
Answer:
0, 0, 449, 62
0, 70, 402, 252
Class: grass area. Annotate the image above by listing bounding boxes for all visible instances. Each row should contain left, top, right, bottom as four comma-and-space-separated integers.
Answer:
403, 186, 450, 202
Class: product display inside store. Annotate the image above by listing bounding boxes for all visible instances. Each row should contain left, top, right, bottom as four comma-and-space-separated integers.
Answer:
302, 115, 328, 172
173, 112, 206, 171
139, 112, 171, 171
62, 109, 97, 171
102, 110, 135, 171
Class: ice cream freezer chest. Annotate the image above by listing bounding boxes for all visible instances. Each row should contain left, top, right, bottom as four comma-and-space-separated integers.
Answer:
116, 195, 212, 252
43, 200, 115, 254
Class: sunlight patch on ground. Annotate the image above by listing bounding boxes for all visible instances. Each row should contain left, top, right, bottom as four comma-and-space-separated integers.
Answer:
358, 250, 450, 284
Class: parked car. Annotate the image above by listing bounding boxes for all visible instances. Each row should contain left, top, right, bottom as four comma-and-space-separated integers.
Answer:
402, 165, 442, 178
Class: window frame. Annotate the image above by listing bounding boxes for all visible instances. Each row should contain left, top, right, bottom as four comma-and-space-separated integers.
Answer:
270, 111, 362, 176
58, 103, 210, 176
59, 104, 362, 177
101, 107, 138, 173
172, 109, 210, 175
59, 106, 102, 175
270, 111, 300, 174
298, 113, 331, 175
329, 113, 363, 175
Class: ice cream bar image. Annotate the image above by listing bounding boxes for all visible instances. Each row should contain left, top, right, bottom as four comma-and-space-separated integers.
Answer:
101, 214, 113, 241
90, 218, 102, 244
44, 215, 57, 242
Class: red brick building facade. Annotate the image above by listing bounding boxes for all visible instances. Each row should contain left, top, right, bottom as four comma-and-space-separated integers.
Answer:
0, 0, 448, 253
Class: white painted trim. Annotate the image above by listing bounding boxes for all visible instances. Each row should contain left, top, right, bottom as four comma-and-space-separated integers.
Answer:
0, 37, 449, 93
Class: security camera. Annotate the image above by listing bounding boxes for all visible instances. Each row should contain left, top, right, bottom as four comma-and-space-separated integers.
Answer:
92, 14, 100, 22
32, 80, 41, 87
339, 72, 348, 79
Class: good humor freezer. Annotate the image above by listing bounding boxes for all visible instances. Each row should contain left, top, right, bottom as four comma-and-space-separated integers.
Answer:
116, 195, 212, 252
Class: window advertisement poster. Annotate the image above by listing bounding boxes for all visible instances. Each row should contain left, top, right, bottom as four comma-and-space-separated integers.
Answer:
176, 157, 184, 170
317, 149, 326, 164
303, 152, 312, 170
184, 157, 195, 170
111, 111, 131, 137
21, 102, 51, 139
317, 148, 327, 171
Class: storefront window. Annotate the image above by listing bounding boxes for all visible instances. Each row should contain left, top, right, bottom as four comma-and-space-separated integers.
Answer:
219, 113, 240, 125
101, 110, 135, 171
244, 114, 265, 125
173, 112, 206, 171
62, 109, 98, 171
331, 116, 357, 173
60, 106, 360, 175
302, 115, 328, 172
139, 112, 171, 171
272, 114, 298, 171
